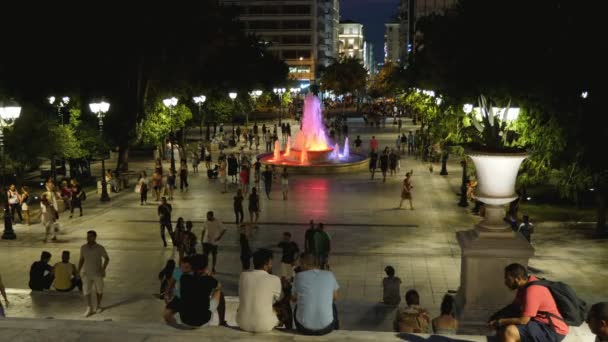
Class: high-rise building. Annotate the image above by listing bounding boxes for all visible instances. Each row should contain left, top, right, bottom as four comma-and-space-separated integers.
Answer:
384, 23, 401, 64
338, 20, 364, 61
401, 0, 457, 55
363, 41, 376, 76
219, 0, 340, 83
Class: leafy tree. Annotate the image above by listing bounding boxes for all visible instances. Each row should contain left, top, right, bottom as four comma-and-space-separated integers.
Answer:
320, 57, 367, 111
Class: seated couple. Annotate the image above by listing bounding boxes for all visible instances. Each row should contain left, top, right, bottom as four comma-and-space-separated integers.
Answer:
237, 251, 340, 336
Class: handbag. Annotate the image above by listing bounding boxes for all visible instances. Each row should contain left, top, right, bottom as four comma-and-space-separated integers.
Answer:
135, 184, 141, 193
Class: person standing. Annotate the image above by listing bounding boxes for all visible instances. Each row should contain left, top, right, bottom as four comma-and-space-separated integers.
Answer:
370, 136, 379, 152
152, 170, 162, 201
137, 171, 148, 205
369, 150, 378, 180
407, 131, 415, 155
20, 186, 31, 225
380, 149, 389, 183
166, 169, 176, 200
278, 232, 299, 279
179, 159, 189, 191
304, 220, 317, 253
78, 230, 110, 317
248, 187, 260, 224
70, 179, 84, 218
262, 165, 273, 200
219, 156, 228, 193
53, 251, 82, 292
234, 189, 245, 225
395, 136, 402, 153
253, 158, 262, 185
40, 194, 58, 242
399, 172, 414, 210
201, 211, 226, 274
281, 168, 289, 200
7, 184, 22, 224
400, 134, 407, 154
0, 272, 8, 317
354, 135, 362, 153
517, 215, 535, 242
313, 223, 332, 270
236, 249, 283, 333
389, 149, 398, 176
240, 165, 250, 195
157, 197, 174, 248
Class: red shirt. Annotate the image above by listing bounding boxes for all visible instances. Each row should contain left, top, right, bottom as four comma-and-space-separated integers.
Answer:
370, 138, 378, 151
514, 275, 569, 335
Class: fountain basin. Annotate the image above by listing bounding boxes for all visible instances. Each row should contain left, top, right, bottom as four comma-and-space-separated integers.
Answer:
289, 148, 333, 164
258, 152, 369, 174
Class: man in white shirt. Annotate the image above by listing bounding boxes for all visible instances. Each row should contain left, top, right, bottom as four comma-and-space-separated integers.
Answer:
236, 248, 282, 333
201, 211, 226, 274
78, 230, 110, 317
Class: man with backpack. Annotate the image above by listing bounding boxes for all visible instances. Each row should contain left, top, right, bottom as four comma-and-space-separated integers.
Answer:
489, 263, 571, 342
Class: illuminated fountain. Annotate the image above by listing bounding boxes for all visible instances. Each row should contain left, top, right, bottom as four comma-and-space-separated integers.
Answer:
260, 93, 367, 173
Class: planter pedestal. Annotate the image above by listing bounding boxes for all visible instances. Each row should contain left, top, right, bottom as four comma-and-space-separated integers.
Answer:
455, 152, 534, 332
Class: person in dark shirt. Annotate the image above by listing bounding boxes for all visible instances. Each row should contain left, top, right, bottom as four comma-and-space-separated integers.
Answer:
354, 135, 362, 153
239, 224, 253, 271
164, 254, 224, 327
234, 189, 245, 225
29, 251, 54, 291
278, 232, 299, 279
369, 151, 379, 180
380, 149, 389, 183
262, 165, 273, 200
304, 220, 317, 253
157, 197, 174, 248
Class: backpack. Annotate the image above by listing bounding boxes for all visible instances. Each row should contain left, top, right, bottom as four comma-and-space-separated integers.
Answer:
395, 307, 429, 333
527, 279, 588, 326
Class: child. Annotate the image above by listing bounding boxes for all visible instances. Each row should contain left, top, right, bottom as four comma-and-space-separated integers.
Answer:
382, 265, 402, 305
277, 232, 299, 280
158, 259, 176, 299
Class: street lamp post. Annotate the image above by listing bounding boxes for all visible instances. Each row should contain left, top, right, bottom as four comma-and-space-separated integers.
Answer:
0, 100, 21, 240
48, 96, 70, 183
228, 92, 237, 138
163, 97, 179, 172
458, 103, 474, 207
89, 101, 111, 202
193, 95, 206, 142
273, 88, 286, 125
248, 90, 262, 126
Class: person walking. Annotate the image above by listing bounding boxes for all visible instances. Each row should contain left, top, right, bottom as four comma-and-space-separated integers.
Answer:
234, 189, 245, 225
219, 156, 228, 193
152, 170, 162, 201
399, 171, 414, 210
248, 187, 260, 224
179, 159, 189, 191
262, 165, 273, 200
70, 179, 84, 218
201, 211, 226, 274
389, 149, 398, 177
40, 194, 58, 242
227, 153, 238, 184
78, 230, 110, 317
137, 171, 149, 205
354, 135, 362, 153
370, 136, 379, 152
240, 165, 250, 195
157, 197, 174, 248
281, 167, 289, 200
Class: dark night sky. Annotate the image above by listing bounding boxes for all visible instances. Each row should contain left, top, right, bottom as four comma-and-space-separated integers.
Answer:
340, 0, 400, 65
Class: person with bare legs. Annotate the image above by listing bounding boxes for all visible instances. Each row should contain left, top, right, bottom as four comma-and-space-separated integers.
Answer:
78, 230, 109, 317
399, 171, 414, 210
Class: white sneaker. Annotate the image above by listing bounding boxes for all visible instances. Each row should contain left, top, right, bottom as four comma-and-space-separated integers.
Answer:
84, 307, 94, 317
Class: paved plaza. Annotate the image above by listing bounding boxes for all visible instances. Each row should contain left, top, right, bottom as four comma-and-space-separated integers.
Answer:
0, 120, 605, 339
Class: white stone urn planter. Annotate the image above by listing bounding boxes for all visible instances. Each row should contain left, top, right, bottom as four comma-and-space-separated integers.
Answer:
469, 151, 528, 234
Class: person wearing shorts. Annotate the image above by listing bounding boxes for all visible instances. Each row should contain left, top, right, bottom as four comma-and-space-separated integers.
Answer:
78, 230, 109, 317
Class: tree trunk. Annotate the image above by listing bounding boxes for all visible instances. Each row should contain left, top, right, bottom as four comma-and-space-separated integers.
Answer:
597, 191, 607, 236
116, 145, 129, 171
